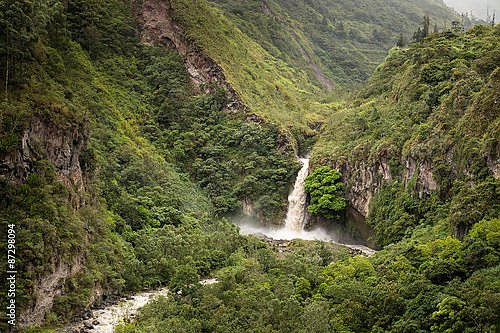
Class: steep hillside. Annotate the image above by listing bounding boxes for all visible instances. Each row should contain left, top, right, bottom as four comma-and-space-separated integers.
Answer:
313, 25, 500, 246
144, 0, 333, 131
0, 0, 297, 328
209, 0, 460, 86
0, 0, 498, 332
136, 0, 460, 131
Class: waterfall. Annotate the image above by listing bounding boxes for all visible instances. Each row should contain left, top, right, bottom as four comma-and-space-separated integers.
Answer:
236, 156, 376, 256
284, 158, 310, 231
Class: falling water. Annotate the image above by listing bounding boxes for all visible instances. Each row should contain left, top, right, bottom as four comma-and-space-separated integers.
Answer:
235, 157, 376, 256
284, 158, 310, 231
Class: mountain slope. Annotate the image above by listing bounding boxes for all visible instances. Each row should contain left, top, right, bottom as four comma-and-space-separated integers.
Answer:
120, 25, 500, 333
0, 0, 297, 327
209, 0, 461, 86
0, 0, 498, 332
140, 0, 461, 131
147, 0, 331, 130
313, 24, 500, 246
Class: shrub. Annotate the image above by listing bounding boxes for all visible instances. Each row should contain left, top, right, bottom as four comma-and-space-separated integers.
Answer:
305, 166, 346, 218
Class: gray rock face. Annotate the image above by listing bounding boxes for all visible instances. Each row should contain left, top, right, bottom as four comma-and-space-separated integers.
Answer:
1, 119, 90, 327
0, 119, 88, 205
487, 153, 500, 179
331, 155, 439, 218
331, 155, 392, 217
404, 157, 437, 195
137, 0, 247, 112
18, 256, 84, 327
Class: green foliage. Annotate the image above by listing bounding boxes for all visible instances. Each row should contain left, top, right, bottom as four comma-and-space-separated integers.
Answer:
313, 25, 500, 247
117, 241, 352, 333
305, 166, 346, 218
66, 0, 138, 57
0, 0, 297, 328
170, 0, 332, 130
120, 218, 500, 332
0, 0, 65, 90
0, 1, 498, 333
137, 47, 297, 217
209, 0, 460, 86
315, 25, 500, 162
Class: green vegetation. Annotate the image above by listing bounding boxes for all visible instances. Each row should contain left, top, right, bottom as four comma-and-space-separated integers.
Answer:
170, 0, 329, 130
305, 166, 346, 218
209, 0, 460, 86
0, 0, 294, 329
167, 0, 462, 129
0, 0, 499, 332
117, 218, 500, 333
313, 25, 500, 246
314, 25, 500, 162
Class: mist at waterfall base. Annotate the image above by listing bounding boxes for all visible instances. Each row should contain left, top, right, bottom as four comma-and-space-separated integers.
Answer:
234, 158, 366, 245
236, 220, 338, 242
232, 158, 376, 255
237, 158, 339, 242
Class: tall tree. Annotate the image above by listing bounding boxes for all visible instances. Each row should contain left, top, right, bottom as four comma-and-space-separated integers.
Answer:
0, 0, 62, 98
396, 33, 405, 47
423, 15, 430, 38
412, 27, 423, 43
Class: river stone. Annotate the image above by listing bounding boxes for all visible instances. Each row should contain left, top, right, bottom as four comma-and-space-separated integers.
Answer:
84, 322, 94, 329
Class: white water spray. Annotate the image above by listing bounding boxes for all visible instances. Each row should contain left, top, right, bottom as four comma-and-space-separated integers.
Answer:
239, 157, 335, 242
284, 158, 310, 231
236, 157, 375, 255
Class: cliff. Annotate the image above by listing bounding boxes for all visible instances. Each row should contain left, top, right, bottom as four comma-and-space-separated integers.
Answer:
137, 0, 247, 112
313, 25, 500, 245
1, 119, 88, 201
0, 0, 298, 327
330, 155, 438, 217
0, 117, 90, 326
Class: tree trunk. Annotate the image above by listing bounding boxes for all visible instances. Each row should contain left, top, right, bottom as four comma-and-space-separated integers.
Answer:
5, 55, 9, 102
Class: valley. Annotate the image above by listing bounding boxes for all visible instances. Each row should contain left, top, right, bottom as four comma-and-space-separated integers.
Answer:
0, 0, 499, 332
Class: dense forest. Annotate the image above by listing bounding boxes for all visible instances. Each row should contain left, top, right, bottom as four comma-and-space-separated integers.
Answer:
0, 0, 498, 332
210, 0, 459, 86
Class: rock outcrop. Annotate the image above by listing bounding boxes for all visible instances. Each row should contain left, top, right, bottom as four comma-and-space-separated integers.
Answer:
137, 0, 248, 112
331, 155, 392, 217
18, 256, 84, 327
404, 157, 438, 195
0, 119, 88, 206
136, 0, 297, 158
0, 118, 90, 328
332, 155, 439, 218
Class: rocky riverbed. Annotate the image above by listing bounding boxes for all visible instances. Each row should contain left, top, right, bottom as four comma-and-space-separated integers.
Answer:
254, 232, 376, 256
63, 288, 169, 333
